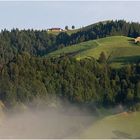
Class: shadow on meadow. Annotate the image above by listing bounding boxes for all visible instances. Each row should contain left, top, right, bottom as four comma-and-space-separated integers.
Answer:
112, 130, 132, 139
111, 55, 140, 66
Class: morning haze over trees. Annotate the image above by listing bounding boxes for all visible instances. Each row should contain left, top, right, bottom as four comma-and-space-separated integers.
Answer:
0, 20, 140, 110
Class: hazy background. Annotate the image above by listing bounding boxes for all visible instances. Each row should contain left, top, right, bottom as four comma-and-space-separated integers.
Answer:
0, 1, 140, 30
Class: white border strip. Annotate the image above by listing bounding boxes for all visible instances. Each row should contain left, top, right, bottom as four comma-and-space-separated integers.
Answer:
0, 0, 140, 2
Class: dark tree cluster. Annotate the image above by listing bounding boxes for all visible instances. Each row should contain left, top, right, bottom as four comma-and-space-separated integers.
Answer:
0, 54, 140, 110
0, 29, 57, 65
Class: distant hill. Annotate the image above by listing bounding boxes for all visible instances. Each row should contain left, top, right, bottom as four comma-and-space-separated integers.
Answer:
79, 20, 112, 31
53, 20, 140, 53
48, 28, 79, 35
47, 36, 140, 68
1, 20, 140, 63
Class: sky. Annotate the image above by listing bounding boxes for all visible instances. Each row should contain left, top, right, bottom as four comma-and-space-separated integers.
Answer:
0, 1, 140, 30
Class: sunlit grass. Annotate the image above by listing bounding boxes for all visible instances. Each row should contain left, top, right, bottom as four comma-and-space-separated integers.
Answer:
81, 111, 140, 139
47, 36, 140, 68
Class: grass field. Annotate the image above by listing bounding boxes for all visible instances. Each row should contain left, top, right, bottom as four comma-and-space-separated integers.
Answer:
81, 111, 140, 139
47, 36, 140, 68
47, 29, 79, 35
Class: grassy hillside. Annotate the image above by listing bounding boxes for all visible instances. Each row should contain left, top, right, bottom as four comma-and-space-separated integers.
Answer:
81, 111, 140, 139
47, 36, 140, 68
47, 29, 79, 35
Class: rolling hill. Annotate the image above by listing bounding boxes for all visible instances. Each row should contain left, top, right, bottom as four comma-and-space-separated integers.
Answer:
81, 111, 140, 139
46, 36, 140, 68
47, 21, 107, 35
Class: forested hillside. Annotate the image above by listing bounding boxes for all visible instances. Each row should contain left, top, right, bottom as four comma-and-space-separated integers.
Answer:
0, 53, 140, 110
0, 20, 140, 110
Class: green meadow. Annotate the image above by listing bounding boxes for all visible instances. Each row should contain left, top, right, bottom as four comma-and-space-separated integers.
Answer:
47, 36, 140, 68
81, 111, 140, 139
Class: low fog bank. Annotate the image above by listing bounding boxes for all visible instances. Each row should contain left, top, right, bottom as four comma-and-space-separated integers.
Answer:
0, 98, 126, 139
0, 109, 93, 138
0, 98, 97, 139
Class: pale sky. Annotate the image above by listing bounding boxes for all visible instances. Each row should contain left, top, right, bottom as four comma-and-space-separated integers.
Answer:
0, 1, 140, 30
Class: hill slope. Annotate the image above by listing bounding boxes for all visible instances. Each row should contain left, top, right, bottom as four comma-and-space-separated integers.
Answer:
47, 36, 140, 68
81, 112, 140, 139
48, 29, 79, 35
